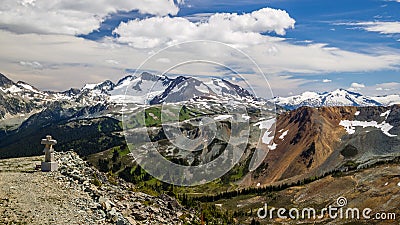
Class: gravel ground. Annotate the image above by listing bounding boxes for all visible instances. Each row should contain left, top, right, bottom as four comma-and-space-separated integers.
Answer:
0, 153, 198, 225
0, 156, 103, 224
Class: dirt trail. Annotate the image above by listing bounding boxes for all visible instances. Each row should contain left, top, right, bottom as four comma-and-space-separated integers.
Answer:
0, 156, 103, 225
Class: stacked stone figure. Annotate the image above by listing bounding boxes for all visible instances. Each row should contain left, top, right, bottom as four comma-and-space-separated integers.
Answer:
41, 135, 58, 172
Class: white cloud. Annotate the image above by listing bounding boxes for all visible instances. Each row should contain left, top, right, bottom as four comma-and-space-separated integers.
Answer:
0, 30, 150, 90
113, 8, 400, 77
113, 8, 296, 48
351, 82, 366, 88
342, 21, 400, 34
323, 79, 332, 83
374, 82, 400, 91
350, 82, 366, 89
0, 0, 180, 35
19, 61, 43, 70
348, 82, 365, 91
1, 25, 400, 96
349, 82, 400, 96
105, 59, 119, 65
248, 42, 400, 75
1, 5, 400, 97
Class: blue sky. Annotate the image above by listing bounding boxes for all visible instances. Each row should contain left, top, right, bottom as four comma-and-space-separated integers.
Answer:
0, 0, 399, 97
84, 0, 400, 50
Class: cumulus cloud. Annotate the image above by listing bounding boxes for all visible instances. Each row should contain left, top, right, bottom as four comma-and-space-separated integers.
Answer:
0, 0, 180, 35
1, 25, 400, 96
1, 4, 400, 97
341, 21, 400, 34
113, 8, 295, 48
349, 82, 366, 91
351, 82, 366, 88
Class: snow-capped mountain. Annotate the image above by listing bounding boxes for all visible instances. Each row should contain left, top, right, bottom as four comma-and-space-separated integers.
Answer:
0, 72, 257, 121
371, 95, 400, 106
271, 89, 399, 109
87, 72, 255, 105
109, 72, 174, 104
0, 73, 52, 120
149, 76, 255, 104
2, 71, 399, 123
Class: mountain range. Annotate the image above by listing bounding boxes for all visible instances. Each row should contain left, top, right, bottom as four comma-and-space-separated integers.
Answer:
1, 72, 399, 225
271, 88, 400, 109
1, 72, 398, 121
0, 72, 256, 122
1, 72, 399, 184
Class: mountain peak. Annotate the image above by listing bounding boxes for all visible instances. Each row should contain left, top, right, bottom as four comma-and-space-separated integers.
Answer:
273, 89, 385, 109
95, 80, 115, 91
16, 81, 42, 93
83, 80, 114, 90
330, 88, 361, 96
138, 72, 166, 81
115, 75, 135, 87
0, 73, 15, 87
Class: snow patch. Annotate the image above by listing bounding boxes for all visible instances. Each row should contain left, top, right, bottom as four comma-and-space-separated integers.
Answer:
254, 118, 276, 145
214, 115, 233, 121
269, 142, 277, 150
241, 114, 250, 120
279, 130, 289, 140
110, 95, 145, 104
171, 82, 188, 94
195, 83, 210, 94
205, 79, 231, 96
254, 118, 275, 130
380, 110, 390, 119
83, 83, 97, 89
372, 95, 400, 106
1, 85, 22, 93
355, 111, 360, 116
114, 77, 135, 90
339, 119, 397, 137
18, 83, 39, 93
214, 79, 230, 90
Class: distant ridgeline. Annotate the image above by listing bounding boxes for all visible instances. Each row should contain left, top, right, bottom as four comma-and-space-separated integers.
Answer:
0, 72, 399, 191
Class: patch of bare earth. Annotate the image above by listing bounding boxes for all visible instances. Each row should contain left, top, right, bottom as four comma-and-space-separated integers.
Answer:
221, 164, 400, 225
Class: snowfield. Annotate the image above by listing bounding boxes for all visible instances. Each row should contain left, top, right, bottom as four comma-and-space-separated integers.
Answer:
339, 119, 397, 137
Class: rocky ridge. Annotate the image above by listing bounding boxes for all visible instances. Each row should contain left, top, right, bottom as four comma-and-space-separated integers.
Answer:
0, 151, 198, 224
